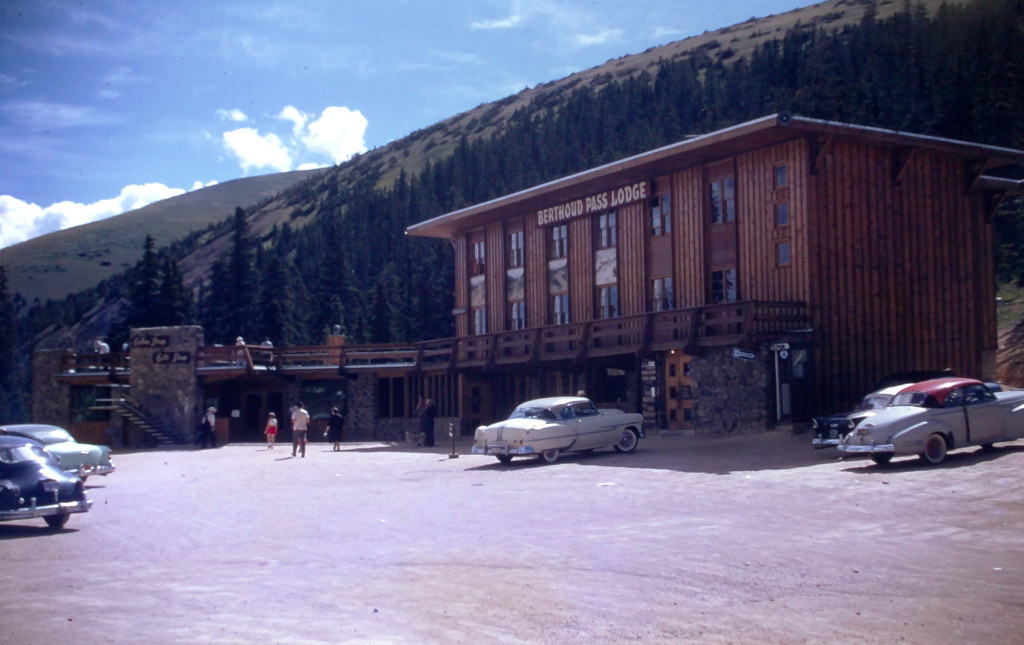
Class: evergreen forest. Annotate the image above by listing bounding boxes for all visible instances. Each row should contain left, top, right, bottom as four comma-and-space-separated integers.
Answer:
1, 0, 1023, 421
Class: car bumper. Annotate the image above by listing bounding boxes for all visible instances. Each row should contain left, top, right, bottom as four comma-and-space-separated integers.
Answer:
837, 443, 895, 455
0, 496, 93, 522
72, 463, 115, 478
472, 443, 536, 457
812, 437, 841, 448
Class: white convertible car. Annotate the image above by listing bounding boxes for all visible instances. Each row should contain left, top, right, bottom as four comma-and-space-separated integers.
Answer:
472, 396, 644, 465
837, 378, 1024, 465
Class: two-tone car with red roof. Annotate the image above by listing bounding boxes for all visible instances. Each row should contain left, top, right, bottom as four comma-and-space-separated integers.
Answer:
837, 377, 1024, 465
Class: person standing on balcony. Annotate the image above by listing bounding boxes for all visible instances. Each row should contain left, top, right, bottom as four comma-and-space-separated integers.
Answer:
291, 402, 310, 458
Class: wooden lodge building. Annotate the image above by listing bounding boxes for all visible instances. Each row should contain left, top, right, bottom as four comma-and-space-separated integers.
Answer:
34, 114, 1024, 447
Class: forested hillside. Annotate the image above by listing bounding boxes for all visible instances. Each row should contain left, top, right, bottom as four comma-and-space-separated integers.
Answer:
2, 0, 1022, 421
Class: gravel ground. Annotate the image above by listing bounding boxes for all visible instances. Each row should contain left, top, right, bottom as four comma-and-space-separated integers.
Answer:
2, 431, 1023, 644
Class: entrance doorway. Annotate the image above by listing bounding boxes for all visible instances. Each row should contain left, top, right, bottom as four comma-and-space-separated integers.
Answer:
665, 351, 695, 431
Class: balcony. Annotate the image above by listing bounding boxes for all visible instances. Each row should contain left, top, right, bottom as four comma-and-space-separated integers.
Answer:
53, 301, 809, 383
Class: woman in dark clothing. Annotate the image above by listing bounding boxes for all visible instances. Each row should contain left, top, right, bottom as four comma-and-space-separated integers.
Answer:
326, 407, 345, 451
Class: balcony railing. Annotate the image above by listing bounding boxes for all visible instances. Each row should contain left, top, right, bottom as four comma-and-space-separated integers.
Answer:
55, 301, 809, 381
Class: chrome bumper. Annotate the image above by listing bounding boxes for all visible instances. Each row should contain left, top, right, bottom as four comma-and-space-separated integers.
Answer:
811, 437, 841, 448
73, 462, 115, 478
0, 496, 92, 522
472, 444, 536, 456
837, 443, 895, 455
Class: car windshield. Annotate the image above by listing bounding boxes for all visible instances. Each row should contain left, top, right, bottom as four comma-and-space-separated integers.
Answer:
0, 444, 48, 465
509, 406, 556, 421
890, 392, 939, 408
857, 394, 893, 411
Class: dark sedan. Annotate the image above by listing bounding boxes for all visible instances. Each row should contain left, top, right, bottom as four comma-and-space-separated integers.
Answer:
0, 435, 92, 530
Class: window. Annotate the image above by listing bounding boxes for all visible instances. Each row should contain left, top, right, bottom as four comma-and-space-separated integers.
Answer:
710, 177, 735, 223
508, 230, 524, 268
473, 307, 487, 335
597, 211, 617, 248
775, 202, 789, 227
711, 268, 737, 303
651, 277, 675, 311
597, 285, 619, 319
509, 300, 526, 330
377, 377, 407, 418
472, 240, 486, 275
776, 241, 791, 266
650, 193, 672, 236
550, 224, 568, 259
774, 164, 788, 189
552, 293, 570, 325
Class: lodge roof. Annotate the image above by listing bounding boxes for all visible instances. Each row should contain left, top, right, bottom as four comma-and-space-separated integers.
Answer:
405, 113, 1024, 239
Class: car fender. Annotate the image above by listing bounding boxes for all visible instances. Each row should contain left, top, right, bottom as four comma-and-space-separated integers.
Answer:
891, 419, 953, 453
1007, 402, 1024, 439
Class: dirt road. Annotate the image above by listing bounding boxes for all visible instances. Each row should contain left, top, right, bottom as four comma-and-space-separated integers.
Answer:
2, 432, 1023, 644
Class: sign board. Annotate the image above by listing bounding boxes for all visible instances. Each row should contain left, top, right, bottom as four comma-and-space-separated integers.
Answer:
732, 347, 757, 361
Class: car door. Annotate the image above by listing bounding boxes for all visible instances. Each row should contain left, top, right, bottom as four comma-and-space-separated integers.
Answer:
962, 384, 1006, 445
571, 400, 613, 449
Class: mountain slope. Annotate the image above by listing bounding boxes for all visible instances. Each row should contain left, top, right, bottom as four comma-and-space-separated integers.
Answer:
2, 169, 322, 305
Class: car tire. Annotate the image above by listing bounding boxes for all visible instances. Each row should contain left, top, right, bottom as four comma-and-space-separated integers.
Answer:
919, 433, 948, 465
495, 455, 513, 465
540, 448, 560, 464
870, 453, 893, 466
44, 513, 69, 530
613, 428, 640, 453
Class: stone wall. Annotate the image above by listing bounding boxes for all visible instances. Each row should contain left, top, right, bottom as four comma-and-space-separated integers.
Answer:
689, 346, 774, 436
31, 349, 72, 427
129, 326, 204, 441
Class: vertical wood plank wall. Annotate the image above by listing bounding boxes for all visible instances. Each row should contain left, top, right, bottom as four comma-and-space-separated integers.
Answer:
464, 134, 997, 413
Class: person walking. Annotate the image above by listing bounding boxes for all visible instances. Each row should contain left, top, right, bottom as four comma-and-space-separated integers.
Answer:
291, 402, 310, 458
326, 407, 345, 451
264, 412, 278, 449
415, 396, 437, 448
196, 406, 217, 449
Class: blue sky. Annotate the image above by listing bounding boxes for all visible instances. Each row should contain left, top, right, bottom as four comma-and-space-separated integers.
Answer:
0, 0, 804, 248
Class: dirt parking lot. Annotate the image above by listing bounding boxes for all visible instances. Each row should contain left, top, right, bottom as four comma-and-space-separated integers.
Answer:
2, 430, 1023, 644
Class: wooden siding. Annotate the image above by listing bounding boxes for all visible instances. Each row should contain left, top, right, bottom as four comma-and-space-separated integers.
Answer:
453, 234, 469, 337
569, 215, 593, 323
807, 140, 996, 407
524, 214, 548, 328
673, 167, 705, 308
485, 221, 505, 334
618, 201, 646, 316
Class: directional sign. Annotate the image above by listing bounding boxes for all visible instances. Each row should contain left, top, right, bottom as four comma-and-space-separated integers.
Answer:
732, 347, 757, 361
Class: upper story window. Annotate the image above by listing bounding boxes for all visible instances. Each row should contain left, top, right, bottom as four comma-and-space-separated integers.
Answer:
774, 164, 788, 189
508, 229, 524, 268
775, 202, 789, 227
550, 224, 568, 259
472, 239, 486, 275
597, 285, 619, 319
650, 193, 672, 236
597, 211, 617, 249
509, 301, 526, 330
651, 277, 675, 312
710, 176, 735, 223
776, 241, 791, 266
711, 268, 738, 303
473, 307, 487, 335
551, 293, 570, 325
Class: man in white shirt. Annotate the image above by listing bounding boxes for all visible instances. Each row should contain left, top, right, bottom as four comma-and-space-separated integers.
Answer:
291, 403, 310, 458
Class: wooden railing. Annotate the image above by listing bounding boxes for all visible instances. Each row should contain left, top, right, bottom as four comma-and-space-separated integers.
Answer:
57, 301, 809, 380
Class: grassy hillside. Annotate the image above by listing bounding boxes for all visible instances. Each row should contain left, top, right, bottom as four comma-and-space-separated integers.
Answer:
2, 169, 322, 305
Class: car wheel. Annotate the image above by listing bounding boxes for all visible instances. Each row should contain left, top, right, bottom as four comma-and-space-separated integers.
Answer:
613, 428, 640, 453
540, 448, 560, 464
870, 453, 893, 466
44, 513, 70, 530
495, 455, 513, 465
919, 433, 948, 465
980, 442, 997, 452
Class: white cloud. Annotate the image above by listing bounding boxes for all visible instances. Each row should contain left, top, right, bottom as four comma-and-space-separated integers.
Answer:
222, 127, 292, 172
277, 105, 308, 136
0, 183, 186, 248
216, 108, 248, 122
300, 106, 368, 163
574, 29, 622, 47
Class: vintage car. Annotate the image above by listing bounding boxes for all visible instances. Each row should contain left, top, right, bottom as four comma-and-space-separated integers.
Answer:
837, 377, 1024, 465
472, 396, 644, 464
811, 383, 911, 449
0, 424, 115, 480
0, 435, 92, 529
